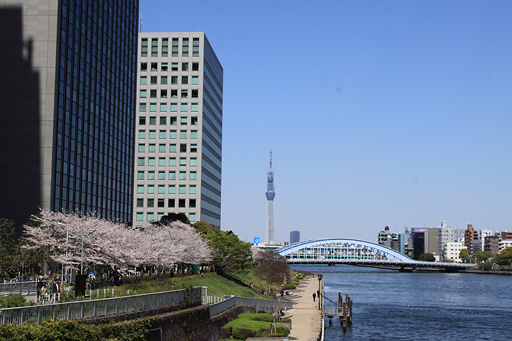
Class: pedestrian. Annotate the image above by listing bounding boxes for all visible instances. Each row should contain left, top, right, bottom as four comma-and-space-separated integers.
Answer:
312, 292, 316, 302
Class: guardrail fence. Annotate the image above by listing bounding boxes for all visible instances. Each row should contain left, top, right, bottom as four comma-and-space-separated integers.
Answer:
0, 282, 38, 296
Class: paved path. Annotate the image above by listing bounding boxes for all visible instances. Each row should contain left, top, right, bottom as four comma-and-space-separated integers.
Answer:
285, 276, 322, 341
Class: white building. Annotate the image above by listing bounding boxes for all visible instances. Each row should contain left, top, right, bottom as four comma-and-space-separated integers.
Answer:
499, 239, 512, 252
437, 221, 465, 260
442, 241, 467, 263
134, 33, 223, 228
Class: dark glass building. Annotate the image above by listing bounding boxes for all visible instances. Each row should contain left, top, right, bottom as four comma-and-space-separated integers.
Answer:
0, 0, 138, 231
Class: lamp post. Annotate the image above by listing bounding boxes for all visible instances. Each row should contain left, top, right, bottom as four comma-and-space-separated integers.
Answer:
56, 222, 69, 283
80, 228, 96, 275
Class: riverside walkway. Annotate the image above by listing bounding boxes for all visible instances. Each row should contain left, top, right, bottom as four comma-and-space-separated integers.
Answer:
285, 276, 322, 340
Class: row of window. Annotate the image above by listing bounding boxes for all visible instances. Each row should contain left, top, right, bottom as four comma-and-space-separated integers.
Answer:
136, 198, 196, 209
141, 37, 200, 58
136, 184, 197, 194
137, 170, 197, 181
139, 103, 199, 112
140, 75, 199, 85
137, 157, 197, 167
139, 117, 198, 126
141, 62, 199, 72
137, 130, 198, 139
140, 89, 199, 99
137, 143, 198, 153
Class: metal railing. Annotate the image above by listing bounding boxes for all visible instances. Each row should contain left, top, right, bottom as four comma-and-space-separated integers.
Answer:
209, 296, 293, 317
0, 282, 38, 296
0, 287, 201, 326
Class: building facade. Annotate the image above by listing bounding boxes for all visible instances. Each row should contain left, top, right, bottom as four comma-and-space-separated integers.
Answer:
133, 33, 223, 228
0, 0, 138, 230
290, 230, 300, 244
442, 241, 466, 263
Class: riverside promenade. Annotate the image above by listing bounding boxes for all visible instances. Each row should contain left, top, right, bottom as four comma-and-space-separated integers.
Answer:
286, 276, 322, 340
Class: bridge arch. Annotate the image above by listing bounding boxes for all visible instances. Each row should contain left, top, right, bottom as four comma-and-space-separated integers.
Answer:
277, 238, 414, 263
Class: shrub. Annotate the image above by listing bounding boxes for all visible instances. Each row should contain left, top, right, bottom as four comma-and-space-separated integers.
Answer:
219, 327, 231, 339
0, 295, 32, 308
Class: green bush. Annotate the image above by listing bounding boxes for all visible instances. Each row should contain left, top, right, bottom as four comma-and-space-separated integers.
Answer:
0, 295, 32, 308
478, 263, 493, 270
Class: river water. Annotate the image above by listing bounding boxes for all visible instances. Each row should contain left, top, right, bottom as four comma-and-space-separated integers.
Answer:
290, 265, 512, 340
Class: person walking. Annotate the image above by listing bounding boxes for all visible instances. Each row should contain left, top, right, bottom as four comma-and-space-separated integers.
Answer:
312, 292, 316, 302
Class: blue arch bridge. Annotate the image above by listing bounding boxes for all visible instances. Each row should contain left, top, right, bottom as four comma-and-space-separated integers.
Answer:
276, 238, 474, 271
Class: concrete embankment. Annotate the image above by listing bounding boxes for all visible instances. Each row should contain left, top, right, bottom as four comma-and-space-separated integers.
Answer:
284, 276, 322, 341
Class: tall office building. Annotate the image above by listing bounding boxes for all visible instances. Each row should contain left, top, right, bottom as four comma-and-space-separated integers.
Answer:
0, 1, 138, 231
134, 33, 223, 228
290, 230, 300, 244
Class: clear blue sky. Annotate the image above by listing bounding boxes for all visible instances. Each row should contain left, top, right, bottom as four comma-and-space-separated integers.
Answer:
140, 0, 512, 243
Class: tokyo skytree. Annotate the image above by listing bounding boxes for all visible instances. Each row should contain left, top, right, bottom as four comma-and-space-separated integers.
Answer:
265, 150, 275, 244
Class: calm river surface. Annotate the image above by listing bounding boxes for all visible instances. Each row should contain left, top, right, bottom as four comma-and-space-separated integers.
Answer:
290, 265, 512, 340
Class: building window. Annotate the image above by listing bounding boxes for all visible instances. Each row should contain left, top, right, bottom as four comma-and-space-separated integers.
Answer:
168, 185, 176, 194
161, 90, 167, 98
158, 171, 165, 180
179, 171, 186, 180
182, 38, 189, 56
190, 158, 197, 166
170, 117, 177, 125
160, 117, 167, 125
181, 103, 188, 112
170, 103, 178, 112
192, 89, 198, 98
148, 144, 156, 153
169, 144, 176, 152
141, 62, 147, 71
171, 90, 178, 98
149, 130, 156, 138
138, 130, 146, 138
179, 199, 186, 208
193, 38, 199, 56
161, 62, 168, 71
169, 171, 176, 180
148, 185, 155, 194
179, 158, 186, 166
171, 76, 178, 84
180, 144, 187, 153
141, 38, 148, 57
138, 158, 145, 166
158, 198, 165, 207
148, 158, 155, 166
139, 103, 147, 112
181, 76, 188, 85
137, 199, 144, 207
191, 76, 199, 85
162, 38, 168, 57
168, 199, 175, 207
139, 117, 146, 125
190, 185, 197, 194
137, 185, 144, 194
159, 144, 166, 152
158, 185, 165, 194
137, 171, 144, 180
151, 76, 157, 85
136, 213, 144, 221
191, 103, 198, 112
161, 76, 168, 84
158, 158, 166, 166
148, 171, 155, 180
191, 117, 198, 125
147, 199, 154, 207
189, 199, 196, 207
190, 171, 197, 180
140, 90, 147, 98
151, 38, 158, 57
160, 103, 167, 111
170, 130, 177, 139
192, 62, 199, 71
172, 62, 179, 71
138, 144, 145, 152
180, 117, 188, 124
190, 144, 197, 153
189, 213, 196, 222
182, 63, 189, 71
172, 38, 179, 56
169, 158, 176, 166
191, 130, 198, 138
180, 130, 187, 139
179, 185, 186, 194
181, 89, 188, 98
150, 90, 157, 98
151, 62, 158, 71
147, 213, 155, 222
140, 76, 147, 85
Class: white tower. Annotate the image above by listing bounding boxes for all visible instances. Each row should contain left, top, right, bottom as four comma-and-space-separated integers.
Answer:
265, 150, 275, 244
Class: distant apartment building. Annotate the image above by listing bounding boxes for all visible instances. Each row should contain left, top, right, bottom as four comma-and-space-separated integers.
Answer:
377, 226, 399, 252
134, 33, 223, 228
484, 235, 500, 254
442, 241, 466, 263
501, 231, 512, 240
464, 224, 479, 255
437, 221, 465, 260
290, 230, 300, 244
499, 239, 512, 252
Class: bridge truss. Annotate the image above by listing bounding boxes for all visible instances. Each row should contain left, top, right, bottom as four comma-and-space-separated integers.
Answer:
277, 238, 472, 270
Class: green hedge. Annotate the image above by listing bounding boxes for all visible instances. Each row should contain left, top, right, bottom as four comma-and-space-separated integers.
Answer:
0, 317, 156, 341
0, 295, 33, 309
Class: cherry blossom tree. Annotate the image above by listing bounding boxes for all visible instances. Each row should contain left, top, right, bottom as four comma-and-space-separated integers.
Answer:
23, 209, 211, 275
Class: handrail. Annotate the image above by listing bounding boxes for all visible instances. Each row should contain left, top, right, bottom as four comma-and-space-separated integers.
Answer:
209, 295, 293, 317
0, 287, 201, 326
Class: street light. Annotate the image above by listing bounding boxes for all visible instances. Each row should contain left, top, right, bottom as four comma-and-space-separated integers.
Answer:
56, 222, 69, 284
80, 228, 96, 275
